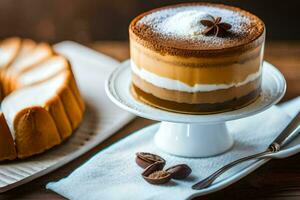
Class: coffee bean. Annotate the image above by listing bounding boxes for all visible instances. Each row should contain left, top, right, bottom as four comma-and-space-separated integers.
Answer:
142, 162, 171, 184
136, 152, 166, 169
142, 161, 165, 177
136, 152, 191, 185
166, 164, 192, 180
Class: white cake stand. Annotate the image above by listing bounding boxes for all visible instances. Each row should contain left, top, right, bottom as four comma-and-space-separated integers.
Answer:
105, 60, 286, 157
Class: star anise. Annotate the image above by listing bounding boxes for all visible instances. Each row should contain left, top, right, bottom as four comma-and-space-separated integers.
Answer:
200, 16, 232, 37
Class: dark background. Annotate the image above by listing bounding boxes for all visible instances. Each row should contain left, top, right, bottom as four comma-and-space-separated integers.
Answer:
0, 0, 299, 43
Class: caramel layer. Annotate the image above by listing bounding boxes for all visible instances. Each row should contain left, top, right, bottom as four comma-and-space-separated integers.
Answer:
131, 40, 263, 66
132, 73, 260, 104
131, 41, 263, 85
131, 83, 261, 114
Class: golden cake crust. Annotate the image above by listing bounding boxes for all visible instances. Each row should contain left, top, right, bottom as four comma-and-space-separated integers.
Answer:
130, 3, 265, 57
0, 113, 17, 160
13, 106, 61, 158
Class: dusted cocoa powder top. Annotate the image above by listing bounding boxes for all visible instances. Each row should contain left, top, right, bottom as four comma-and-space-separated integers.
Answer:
129, 3, 265, 57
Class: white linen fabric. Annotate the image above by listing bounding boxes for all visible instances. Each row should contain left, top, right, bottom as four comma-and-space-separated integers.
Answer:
47, 97, 300, 200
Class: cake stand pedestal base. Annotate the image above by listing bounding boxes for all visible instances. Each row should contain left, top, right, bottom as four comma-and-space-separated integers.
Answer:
154, 122, 233, 157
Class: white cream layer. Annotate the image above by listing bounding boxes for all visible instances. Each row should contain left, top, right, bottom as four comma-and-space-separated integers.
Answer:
131, 60, 261, 93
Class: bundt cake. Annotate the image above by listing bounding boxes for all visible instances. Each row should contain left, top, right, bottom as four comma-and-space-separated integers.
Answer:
0, 37, 85, 161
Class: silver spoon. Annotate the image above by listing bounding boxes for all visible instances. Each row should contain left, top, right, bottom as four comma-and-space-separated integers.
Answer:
192, 111, 300, 190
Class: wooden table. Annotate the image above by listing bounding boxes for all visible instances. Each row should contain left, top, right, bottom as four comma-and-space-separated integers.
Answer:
1, 41, 300, 200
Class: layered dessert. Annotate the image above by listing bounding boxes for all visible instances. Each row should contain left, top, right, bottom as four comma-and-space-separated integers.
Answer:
129, 3, 265, 114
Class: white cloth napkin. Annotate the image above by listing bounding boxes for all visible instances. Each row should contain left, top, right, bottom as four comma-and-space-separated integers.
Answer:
47, 97, 300, 200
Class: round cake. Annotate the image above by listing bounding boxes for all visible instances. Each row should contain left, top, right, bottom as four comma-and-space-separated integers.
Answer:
0, 37, 85, 161
129, 3, 265, 114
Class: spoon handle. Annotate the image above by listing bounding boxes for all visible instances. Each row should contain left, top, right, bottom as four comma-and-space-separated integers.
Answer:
192, 111, 300, 190
192, 150, 272, 190
268, 111, 300, 152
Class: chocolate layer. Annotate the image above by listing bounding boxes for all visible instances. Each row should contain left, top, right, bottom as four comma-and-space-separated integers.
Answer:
132, 73, 261, 104
131, 83, 261, 114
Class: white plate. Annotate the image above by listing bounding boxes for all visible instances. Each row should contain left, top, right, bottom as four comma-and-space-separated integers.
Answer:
0, 41, 134, 193
106, 60, 286, 123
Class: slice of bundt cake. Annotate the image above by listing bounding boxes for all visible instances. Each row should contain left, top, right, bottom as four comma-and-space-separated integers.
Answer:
0, 37, 85, 160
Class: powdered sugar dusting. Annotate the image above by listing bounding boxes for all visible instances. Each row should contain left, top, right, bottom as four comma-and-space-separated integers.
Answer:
163, 11, 213, 37
137, 5, 254, 45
